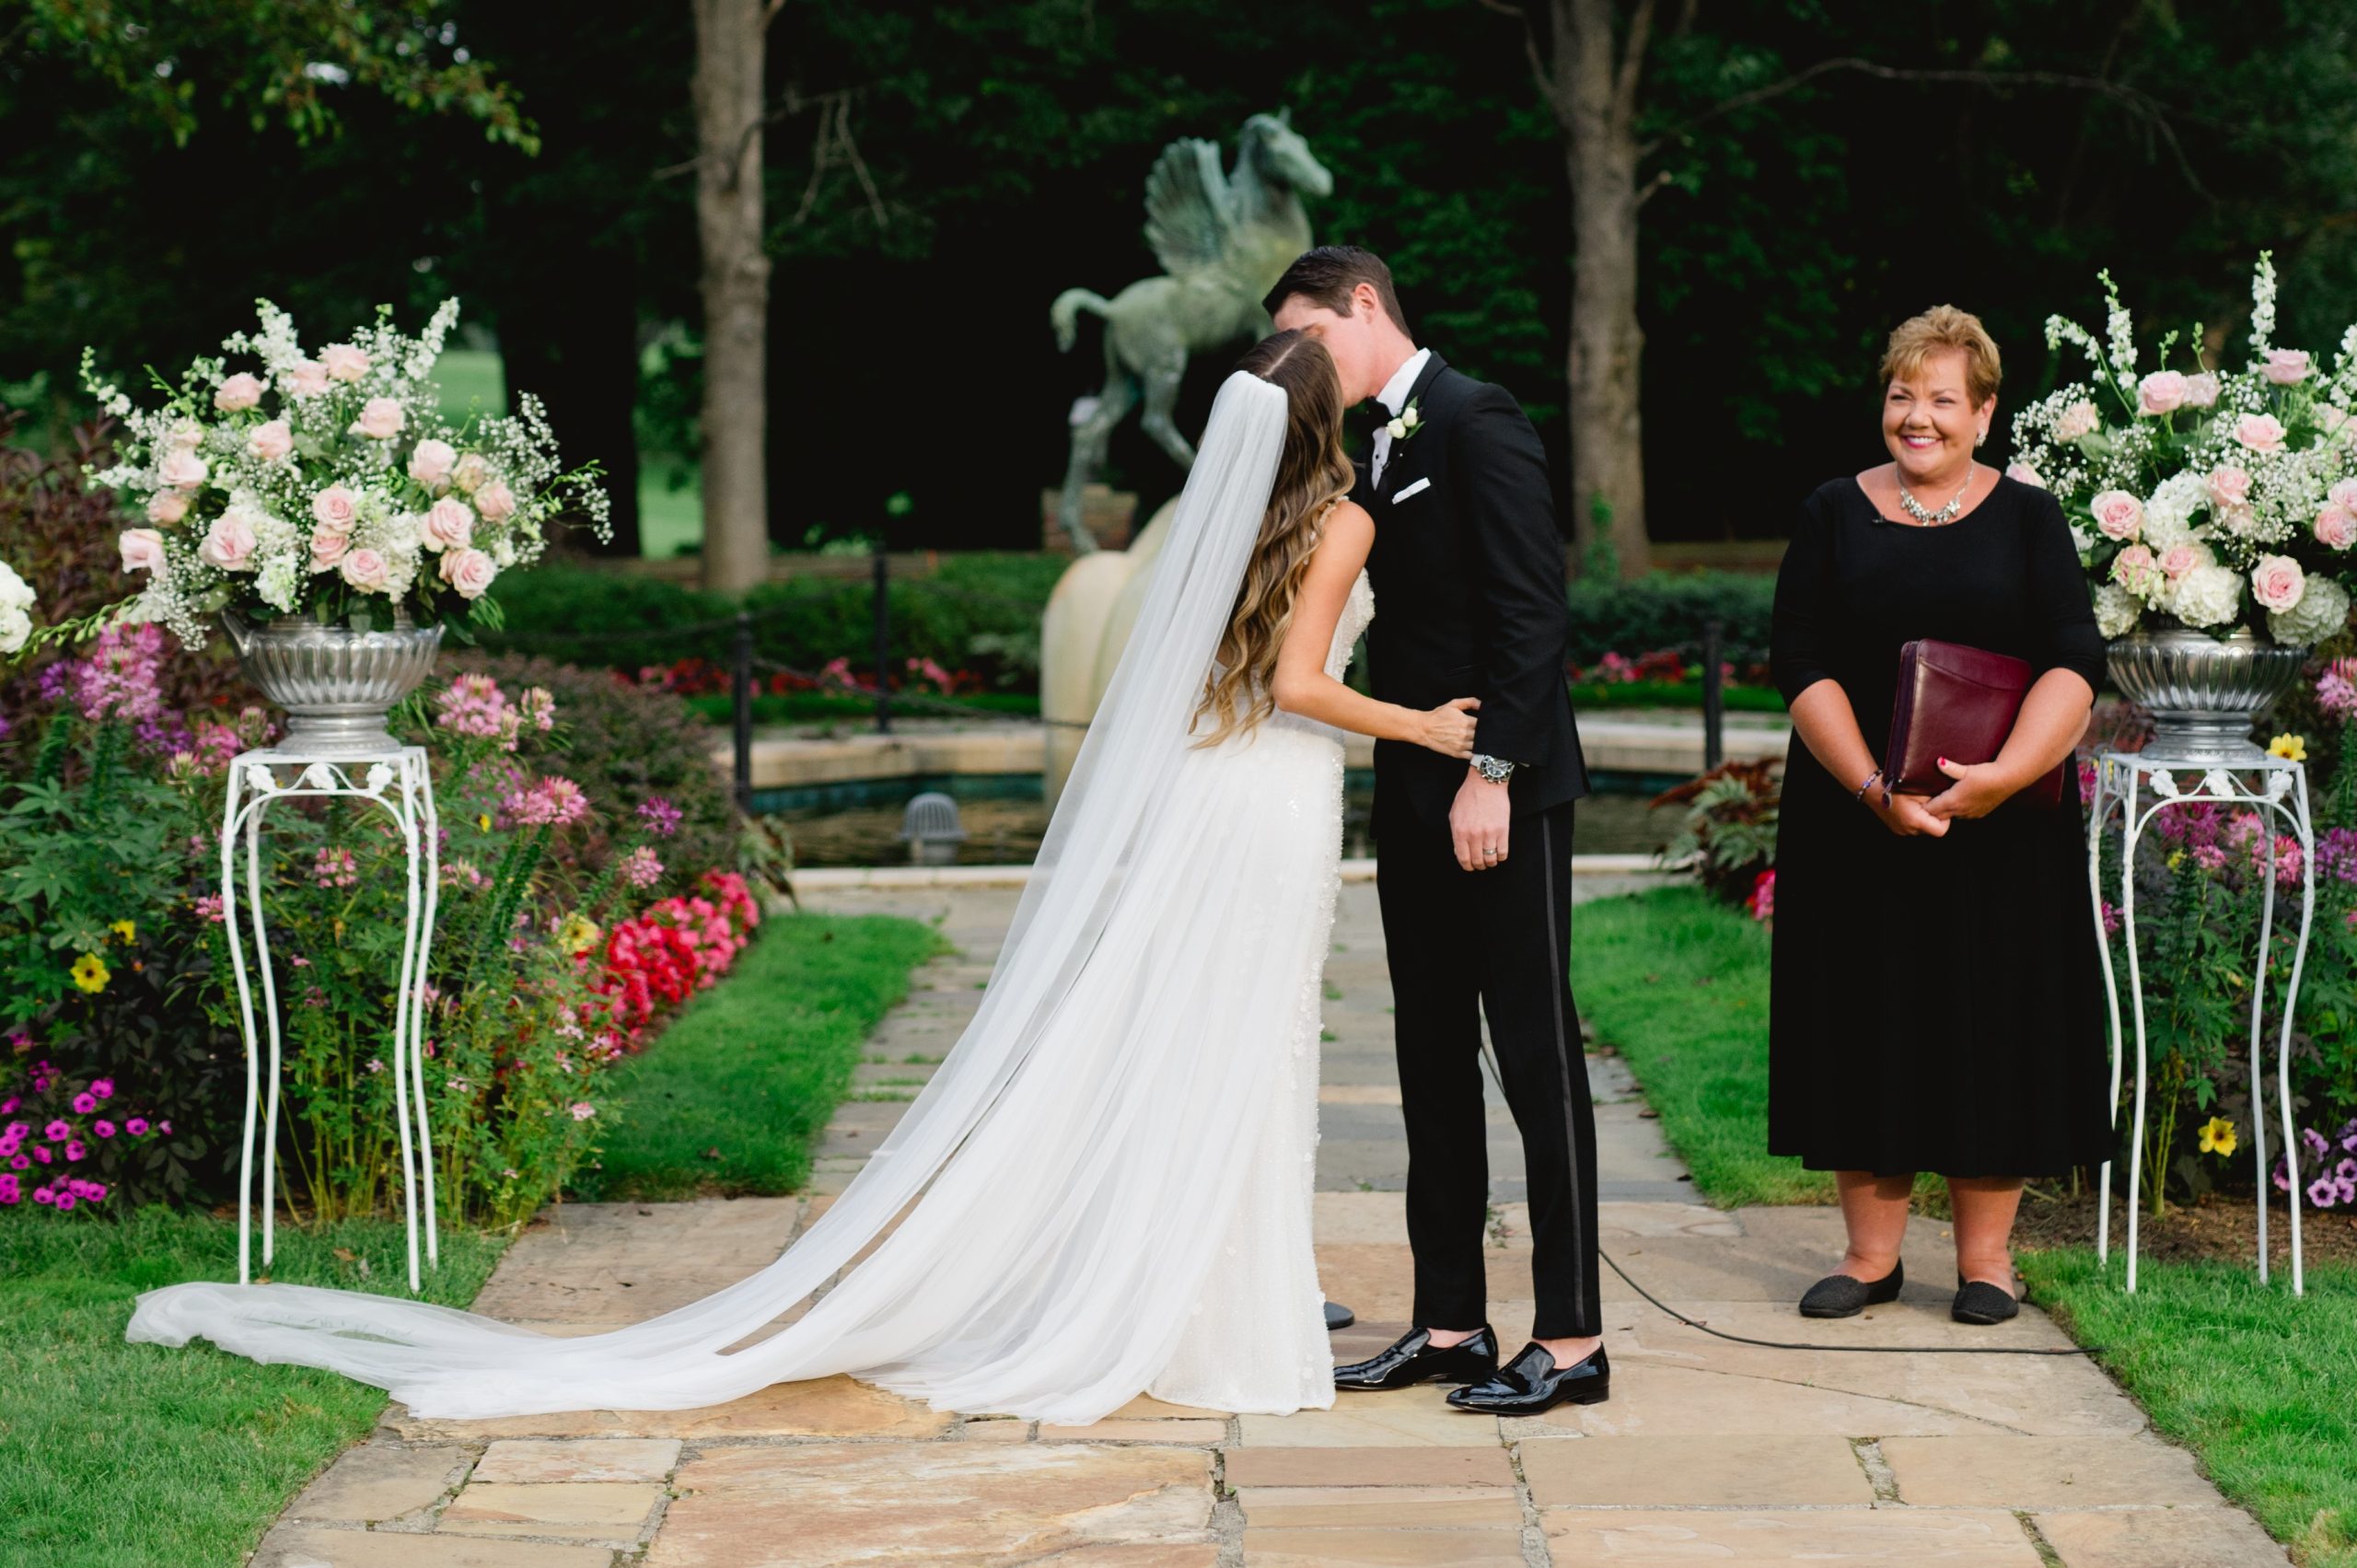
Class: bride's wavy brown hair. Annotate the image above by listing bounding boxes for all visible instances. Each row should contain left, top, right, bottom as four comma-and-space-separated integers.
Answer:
1193, 330, 1357, 746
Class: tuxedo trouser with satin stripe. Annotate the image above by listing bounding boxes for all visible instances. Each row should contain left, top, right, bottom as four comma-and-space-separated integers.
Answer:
1374, 798, 1602, 1340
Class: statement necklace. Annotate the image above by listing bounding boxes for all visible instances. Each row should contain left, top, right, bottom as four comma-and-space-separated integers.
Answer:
1895, 470, 1972, 527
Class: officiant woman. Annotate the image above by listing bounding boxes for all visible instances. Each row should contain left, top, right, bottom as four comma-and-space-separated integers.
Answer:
1767, 305, 2111, 1329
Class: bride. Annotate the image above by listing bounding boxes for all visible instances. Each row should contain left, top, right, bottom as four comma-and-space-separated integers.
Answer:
126, 331, 1482, 1425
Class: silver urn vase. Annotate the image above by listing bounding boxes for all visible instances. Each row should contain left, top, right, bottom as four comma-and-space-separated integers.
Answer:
221, 609, 444, 757
2106, 625, 2309, 763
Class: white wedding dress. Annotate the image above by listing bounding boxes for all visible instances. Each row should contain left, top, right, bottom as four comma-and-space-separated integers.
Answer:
128, 373, 1363, 1424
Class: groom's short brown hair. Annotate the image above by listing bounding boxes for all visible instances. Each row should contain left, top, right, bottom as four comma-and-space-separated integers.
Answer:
1264, 246, 1411, 333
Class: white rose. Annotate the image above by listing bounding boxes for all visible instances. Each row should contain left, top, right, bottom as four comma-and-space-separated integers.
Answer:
0, 559, 36, 613
1401, 406, 1420, 429
451, 452, 489, 494
2093, 583, 2142, 639
2054, 401, 2100, 441
1386, 418, 1408, 440
2268, 574, 2351, 645
2171, 564, 2244, 628
2183, 372, 2221, 409
0, 604, 28, 656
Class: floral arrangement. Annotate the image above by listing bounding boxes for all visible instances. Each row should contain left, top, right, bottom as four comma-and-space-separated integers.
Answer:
2012, 254, 2357, 647
75, 298, 610, 650
0, 557, 32, 656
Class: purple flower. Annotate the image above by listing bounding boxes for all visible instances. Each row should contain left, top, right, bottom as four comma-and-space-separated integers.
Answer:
0, 1175, 17, 1204
63, 1141, 86, 1162
6, 1155, 26, 1171
125, 1118, 150, 1136
52, 1193, 74, 1213
92, 1120, 115, 1139
2305, 1127, 2332, 1158
88, 1078, 112, 1100
31, 1146, 50, 1165
43, 1120, 68, 1142
71, 1093, 97, 1114
2310, 1176, 2340, 1208
0, 1096, 16, 1116
637, 796, 683, 837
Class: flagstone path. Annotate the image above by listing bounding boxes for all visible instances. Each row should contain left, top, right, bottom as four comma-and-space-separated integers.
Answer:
249, 882, 2287, 1568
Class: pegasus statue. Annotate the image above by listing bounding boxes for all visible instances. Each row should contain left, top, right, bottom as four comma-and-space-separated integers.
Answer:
1050, 110, 1333, 553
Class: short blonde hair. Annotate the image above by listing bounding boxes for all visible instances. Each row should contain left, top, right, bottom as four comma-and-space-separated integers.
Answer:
1881, 305, 2002, 406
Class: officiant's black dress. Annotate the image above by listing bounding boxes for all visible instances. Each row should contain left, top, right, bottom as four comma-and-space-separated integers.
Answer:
1767, 475, 2112, 1178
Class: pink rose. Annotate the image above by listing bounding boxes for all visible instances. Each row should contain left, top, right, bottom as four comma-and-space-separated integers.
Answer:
438, 547, 495, 599
2332, 480, 2357, 513
2113, 545, 2160, 594
157, 449, 208, 492
163, 418, 203, 450
2090, 490, 2143, 540
339, 549, 389, 592
213, 373, 264, 412
2262, 348, 2312, 385
145, 491, 189, 526
246, 419, 293, 462
311, 484, 359, 529
2316, 505, 2357, 551
2053, 401, 2100, 442
2183, 372, 2221, 408
2004, 462, 2043, 489
309, 528, 351, 570
2235, 412, 2288, 452
451, 452, 489, 494
473, 479, 517, 522
408, 438, 457, 488
285, 358, 331, 397
2209, 466, 2253, 509
2159, 543, 2201, 578
320, 343, 370, 382
2251, 553, 2305, 612
351, 398, 405, 440
421, 496, 475, 552
119, 528, 167, 575
197, 512, 257, 572
2138, 371, 2189, 414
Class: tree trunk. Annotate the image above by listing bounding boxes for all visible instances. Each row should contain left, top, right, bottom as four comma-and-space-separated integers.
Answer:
1551, 0, 1653, 580
691, 0, 772, 595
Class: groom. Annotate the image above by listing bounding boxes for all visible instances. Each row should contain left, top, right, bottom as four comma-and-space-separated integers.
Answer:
1269, 247, 1608, 1414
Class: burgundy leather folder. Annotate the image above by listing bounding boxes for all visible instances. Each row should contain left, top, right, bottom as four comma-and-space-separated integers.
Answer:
1885, 639, 2066, 809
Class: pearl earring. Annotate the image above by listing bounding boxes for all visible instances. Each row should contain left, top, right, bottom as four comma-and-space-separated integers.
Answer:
1974, 429, 1988, 447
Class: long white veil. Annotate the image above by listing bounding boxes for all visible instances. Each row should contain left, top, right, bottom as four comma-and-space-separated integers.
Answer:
127, 371, 1294, 1422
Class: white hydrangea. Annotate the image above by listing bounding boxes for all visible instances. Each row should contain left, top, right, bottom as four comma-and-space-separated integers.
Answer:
2172, 564, 2246, 628
2093, 583, 2142, 639
258, 554, 300, 613
2268, 573, 2351, 645
0, 559, 35, 655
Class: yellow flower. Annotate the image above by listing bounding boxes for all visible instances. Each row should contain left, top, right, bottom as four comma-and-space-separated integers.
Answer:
2198, 1116, 2238, 1158
557, 912, 601, 956
70, 953, 111, 993
2269, 733, 2307, 762
478, 813, 493, 831
2166, 848, 2186, 872
110, 919, 136, 944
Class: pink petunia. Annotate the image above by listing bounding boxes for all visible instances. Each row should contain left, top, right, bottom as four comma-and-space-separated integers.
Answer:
44, 1120, 68, 1142
92, 1120, 116, 1138
72, 1093, 97, 1114
125, 1117, 150, 1136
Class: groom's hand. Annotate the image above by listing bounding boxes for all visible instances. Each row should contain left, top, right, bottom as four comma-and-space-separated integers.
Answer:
1450, 770, 1511, 872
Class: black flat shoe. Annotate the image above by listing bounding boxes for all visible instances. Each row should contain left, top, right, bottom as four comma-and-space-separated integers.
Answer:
1333, 1325, 1498, 1391
1323, 1300, 1355, 1331
1798, 1260, 1904, 1318
1952, 1275, 2019, 1325
1446, 1342, 1609, 1415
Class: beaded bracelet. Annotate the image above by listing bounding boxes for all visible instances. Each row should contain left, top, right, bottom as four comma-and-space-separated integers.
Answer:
1853, 767, 1885, 807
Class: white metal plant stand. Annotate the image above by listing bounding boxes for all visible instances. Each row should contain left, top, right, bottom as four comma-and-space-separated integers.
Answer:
221, 746, 442, 1292
2086, 750, 2311, 1296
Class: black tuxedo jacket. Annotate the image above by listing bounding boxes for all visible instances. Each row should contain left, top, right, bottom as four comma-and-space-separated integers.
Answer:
1354, 352, 1589, 829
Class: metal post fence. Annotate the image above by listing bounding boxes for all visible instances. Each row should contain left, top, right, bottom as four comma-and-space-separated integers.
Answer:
871, 550, 892, 736
731, 610, 754, 812
1701, 616, 1724, 772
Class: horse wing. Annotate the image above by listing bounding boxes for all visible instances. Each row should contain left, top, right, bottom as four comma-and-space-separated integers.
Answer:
1142, 138, 1234, 277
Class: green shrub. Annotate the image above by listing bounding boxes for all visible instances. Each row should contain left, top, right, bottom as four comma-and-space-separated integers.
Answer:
1566, 571, 1776, 668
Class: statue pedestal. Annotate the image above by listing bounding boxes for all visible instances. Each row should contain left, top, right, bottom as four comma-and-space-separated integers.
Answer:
1040, 485, 1137, 553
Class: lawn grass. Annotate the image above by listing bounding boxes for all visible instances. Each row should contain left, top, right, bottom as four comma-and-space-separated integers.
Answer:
0, 1208, 505, 1568
1572, 883, 1832, 1206
1577, 883, 2357, 1568
572, 911, 946, 1201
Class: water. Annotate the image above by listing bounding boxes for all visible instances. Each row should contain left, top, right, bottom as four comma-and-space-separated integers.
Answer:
767, 773, 1679, 869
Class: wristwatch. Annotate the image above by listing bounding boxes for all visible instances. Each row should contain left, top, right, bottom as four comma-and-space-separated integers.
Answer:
1470, 753, 1516, 785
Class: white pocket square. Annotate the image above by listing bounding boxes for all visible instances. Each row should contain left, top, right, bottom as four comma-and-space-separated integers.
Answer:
1390, 477, 1432, 504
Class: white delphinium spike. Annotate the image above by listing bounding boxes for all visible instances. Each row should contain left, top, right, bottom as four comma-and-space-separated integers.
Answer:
2099, 270, 2136, 381
2250, 251, 2279, 354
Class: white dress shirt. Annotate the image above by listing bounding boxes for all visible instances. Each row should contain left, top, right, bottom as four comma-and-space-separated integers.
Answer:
1369, 346, 1431, 487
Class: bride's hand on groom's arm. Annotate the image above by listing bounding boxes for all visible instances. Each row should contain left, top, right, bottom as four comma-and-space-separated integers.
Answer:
1417, 697, 1481, 760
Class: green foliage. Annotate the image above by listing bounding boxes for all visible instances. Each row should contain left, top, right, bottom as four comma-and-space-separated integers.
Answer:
1567, 571, 1777, 669
0, 1206, 504, 1568
1654, 760, 1781, 905
573, 912, 945, 1202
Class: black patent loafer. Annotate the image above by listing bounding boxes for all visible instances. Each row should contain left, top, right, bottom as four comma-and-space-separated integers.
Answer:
1446, 1342, 1609, 1414
1798, 1260, 1904, 1318
1952, 1275, 2019, 1325
1323, 1300, 1356, 1331
1333, 1325, 1498, 1391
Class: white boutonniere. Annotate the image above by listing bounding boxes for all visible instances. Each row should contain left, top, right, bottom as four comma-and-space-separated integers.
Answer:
1385, 399, 1423, 442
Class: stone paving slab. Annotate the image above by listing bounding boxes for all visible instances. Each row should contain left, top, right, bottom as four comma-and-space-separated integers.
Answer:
250, 1527, 618, 1567
1880, 1434, 2224, 1508
1520, 1434, 1876, 1507
1539, 1507, 2047, 1565
1240, 1526, 1532, 1565
2035, 1505, 2296, 1566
